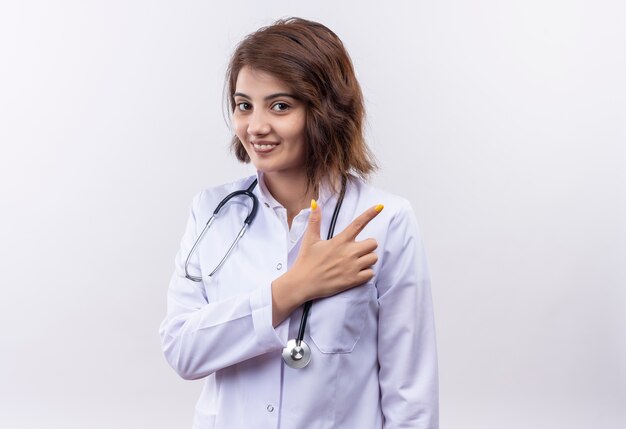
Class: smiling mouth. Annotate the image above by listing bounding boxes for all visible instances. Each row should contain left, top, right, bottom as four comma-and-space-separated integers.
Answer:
252, 142, 279, 153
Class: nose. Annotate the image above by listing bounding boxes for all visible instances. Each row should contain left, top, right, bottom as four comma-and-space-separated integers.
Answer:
247, 109, 271, 136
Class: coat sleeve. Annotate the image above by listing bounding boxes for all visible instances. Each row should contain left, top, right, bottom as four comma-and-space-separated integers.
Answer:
159, 192, 285, 380
376, 200, 439, 428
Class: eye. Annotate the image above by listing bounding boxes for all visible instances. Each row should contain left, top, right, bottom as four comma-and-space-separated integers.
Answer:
236, 102, 251, 112
271, 102, 290, 112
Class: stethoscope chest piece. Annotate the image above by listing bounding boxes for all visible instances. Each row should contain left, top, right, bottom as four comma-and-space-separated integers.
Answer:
282, 339, 311, 369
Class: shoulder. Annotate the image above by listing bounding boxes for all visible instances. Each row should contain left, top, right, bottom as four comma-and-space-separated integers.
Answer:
346, 177, 424, 253
348, 176, 415, 221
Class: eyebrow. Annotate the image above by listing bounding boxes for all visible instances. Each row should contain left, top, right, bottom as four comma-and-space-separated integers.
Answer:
233, 92, 297, 101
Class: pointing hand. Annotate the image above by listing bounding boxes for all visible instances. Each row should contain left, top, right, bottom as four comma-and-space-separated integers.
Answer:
272, 200, 383, 326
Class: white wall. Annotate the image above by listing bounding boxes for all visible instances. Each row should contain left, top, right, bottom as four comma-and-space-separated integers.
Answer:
0, 1, 624, 428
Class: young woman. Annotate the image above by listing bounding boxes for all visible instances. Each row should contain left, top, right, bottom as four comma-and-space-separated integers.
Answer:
160, 18, 438, 429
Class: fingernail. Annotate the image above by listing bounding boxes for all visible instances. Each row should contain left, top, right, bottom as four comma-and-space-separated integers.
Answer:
375, 204, 384, 213
311, 199, 318, 210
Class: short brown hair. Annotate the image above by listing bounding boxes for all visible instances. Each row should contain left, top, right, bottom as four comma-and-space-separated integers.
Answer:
225, 17, 377, 189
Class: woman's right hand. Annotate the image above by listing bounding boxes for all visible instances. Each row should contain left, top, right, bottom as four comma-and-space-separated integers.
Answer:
271, 200, 383, 326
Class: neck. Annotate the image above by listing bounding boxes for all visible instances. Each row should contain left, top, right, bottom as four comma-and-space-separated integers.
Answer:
263, 171, 317, 227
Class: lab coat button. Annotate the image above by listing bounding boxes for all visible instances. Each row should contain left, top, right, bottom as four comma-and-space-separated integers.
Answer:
267, 404, 274, 412
264, 202, 270, 208
276, 263, 282, 270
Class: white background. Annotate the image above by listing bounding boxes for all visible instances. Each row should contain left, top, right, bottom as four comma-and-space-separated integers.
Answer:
1, 1, 624, 428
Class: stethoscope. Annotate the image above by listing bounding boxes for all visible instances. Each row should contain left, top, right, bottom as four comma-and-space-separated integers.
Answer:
184, 176, 347, 369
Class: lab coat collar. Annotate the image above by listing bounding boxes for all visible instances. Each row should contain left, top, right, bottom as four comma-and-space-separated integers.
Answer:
254, 171, 334, 210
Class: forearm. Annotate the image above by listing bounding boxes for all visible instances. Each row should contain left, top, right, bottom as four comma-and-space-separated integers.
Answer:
160, 278, 284, 379
270, 270, 309, 327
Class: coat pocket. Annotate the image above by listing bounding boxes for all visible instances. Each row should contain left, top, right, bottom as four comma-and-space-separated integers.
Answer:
308, 282, 373, 353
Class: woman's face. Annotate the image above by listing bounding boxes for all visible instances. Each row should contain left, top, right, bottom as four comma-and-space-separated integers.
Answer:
232, 66, 307, 178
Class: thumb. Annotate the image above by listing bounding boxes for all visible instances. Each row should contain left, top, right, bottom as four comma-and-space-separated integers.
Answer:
302, 199, 321, 248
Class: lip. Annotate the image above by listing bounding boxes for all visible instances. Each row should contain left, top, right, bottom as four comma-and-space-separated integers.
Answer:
250, 140, 280, 154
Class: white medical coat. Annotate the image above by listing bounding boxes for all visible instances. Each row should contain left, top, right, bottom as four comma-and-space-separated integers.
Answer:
159, 173, 438, 429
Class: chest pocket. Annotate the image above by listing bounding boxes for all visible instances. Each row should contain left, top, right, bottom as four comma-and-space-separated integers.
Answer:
308, 282, 374, 354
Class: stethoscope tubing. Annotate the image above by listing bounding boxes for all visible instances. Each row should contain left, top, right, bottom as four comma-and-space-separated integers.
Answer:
183, 175, 347, 369
184, 179, 258, 282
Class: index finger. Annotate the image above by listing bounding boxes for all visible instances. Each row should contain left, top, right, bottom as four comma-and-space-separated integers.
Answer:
337, 204, 384, 241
